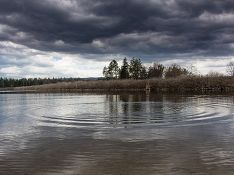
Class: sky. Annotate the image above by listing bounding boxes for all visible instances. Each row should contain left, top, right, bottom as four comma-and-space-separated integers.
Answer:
0, 0, 234, 78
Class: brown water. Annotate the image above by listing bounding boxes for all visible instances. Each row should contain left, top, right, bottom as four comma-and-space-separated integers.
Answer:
0, 93, 234, 175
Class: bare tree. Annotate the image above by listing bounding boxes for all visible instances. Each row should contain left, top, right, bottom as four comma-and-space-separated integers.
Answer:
165, 64, 189, 78
148, 63, 165, 78
227, 61, 234, 77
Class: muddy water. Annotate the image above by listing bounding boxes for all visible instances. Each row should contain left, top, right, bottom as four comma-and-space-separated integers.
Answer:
0, 93, 234, 175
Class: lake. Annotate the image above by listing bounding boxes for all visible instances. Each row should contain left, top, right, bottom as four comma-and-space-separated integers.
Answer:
0, 93, 234, 175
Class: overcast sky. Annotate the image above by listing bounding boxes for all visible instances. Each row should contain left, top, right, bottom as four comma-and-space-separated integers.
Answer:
1, 0, 234, 78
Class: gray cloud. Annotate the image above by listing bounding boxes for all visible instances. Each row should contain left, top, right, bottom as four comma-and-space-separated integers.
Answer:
0, 0, 234, 60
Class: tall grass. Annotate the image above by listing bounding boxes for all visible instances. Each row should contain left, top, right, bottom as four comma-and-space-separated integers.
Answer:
14, 75, 234, 93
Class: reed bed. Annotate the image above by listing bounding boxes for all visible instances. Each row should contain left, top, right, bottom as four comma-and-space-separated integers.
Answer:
14, 76, 234, 92
13, 76, 234, 93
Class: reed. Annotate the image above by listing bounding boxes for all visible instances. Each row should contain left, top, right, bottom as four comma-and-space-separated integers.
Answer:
13, 75, 234, 93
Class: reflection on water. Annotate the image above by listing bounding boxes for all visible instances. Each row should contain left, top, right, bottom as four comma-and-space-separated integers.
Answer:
0, 93, 234, 175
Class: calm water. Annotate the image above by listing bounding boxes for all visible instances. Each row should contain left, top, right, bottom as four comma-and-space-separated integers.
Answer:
0, 93, 234, 175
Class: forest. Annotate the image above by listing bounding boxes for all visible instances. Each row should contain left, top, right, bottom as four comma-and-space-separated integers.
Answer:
0, 77, 81, 88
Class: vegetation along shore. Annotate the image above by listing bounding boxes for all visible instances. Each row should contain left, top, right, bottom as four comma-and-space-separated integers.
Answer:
1, 58, 234, 94
1, 57, 231, 94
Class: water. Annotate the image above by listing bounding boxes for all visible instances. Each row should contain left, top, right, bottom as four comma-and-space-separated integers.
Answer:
0, 93, 234, 175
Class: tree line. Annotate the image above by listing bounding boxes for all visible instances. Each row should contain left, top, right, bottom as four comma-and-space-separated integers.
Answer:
1, 59, 233, 88
0, 77, 80, 88
103, 58, 191, 79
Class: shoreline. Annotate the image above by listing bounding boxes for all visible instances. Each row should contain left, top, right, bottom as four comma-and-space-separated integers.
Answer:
1, 76, 234, 95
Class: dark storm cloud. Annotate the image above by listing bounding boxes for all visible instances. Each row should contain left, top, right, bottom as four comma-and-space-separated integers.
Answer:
1, 0, 234, 59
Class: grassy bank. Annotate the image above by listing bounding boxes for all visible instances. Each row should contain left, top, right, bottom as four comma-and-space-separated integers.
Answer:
11, 76, 234, 94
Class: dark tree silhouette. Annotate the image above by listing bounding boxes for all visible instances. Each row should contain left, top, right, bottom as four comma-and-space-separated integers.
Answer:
148, 63, 165, 78
103, 60, 119, 79
119, 58, 129, 79
140, 66, 148, 79
165, 64, 189, 78
0, 77, 80, 88
129, 58, 144, 79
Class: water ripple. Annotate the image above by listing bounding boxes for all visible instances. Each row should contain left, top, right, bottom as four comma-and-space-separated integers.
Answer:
30, 95, 234, 129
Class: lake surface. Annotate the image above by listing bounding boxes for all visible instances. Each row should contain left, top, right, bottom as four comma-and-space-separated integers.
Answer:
0, 93, 234, 175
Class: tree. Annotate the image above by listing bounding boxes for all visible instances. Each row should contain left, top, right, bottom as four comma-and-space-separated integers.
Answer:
109, 60, 119, 79
129, 58, 144, 79
187, 64, 199, 75
119, 58, 129, 79
103, 66, 109, 79
148, 63, 165, 78
103, 60, 119, 79
0, 77, 81, 88
227, 61, 234, 77
140, 66, 148, 79
165, 64, 189, 78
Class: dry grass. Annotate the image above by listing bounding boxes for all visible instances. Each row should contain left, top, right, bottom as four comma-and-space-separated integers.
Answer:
14, 76, 234, 93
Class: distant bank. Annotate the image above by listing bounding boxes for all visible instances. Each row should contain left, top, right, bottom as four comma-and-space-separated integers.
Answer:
4, 76, 233, 94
